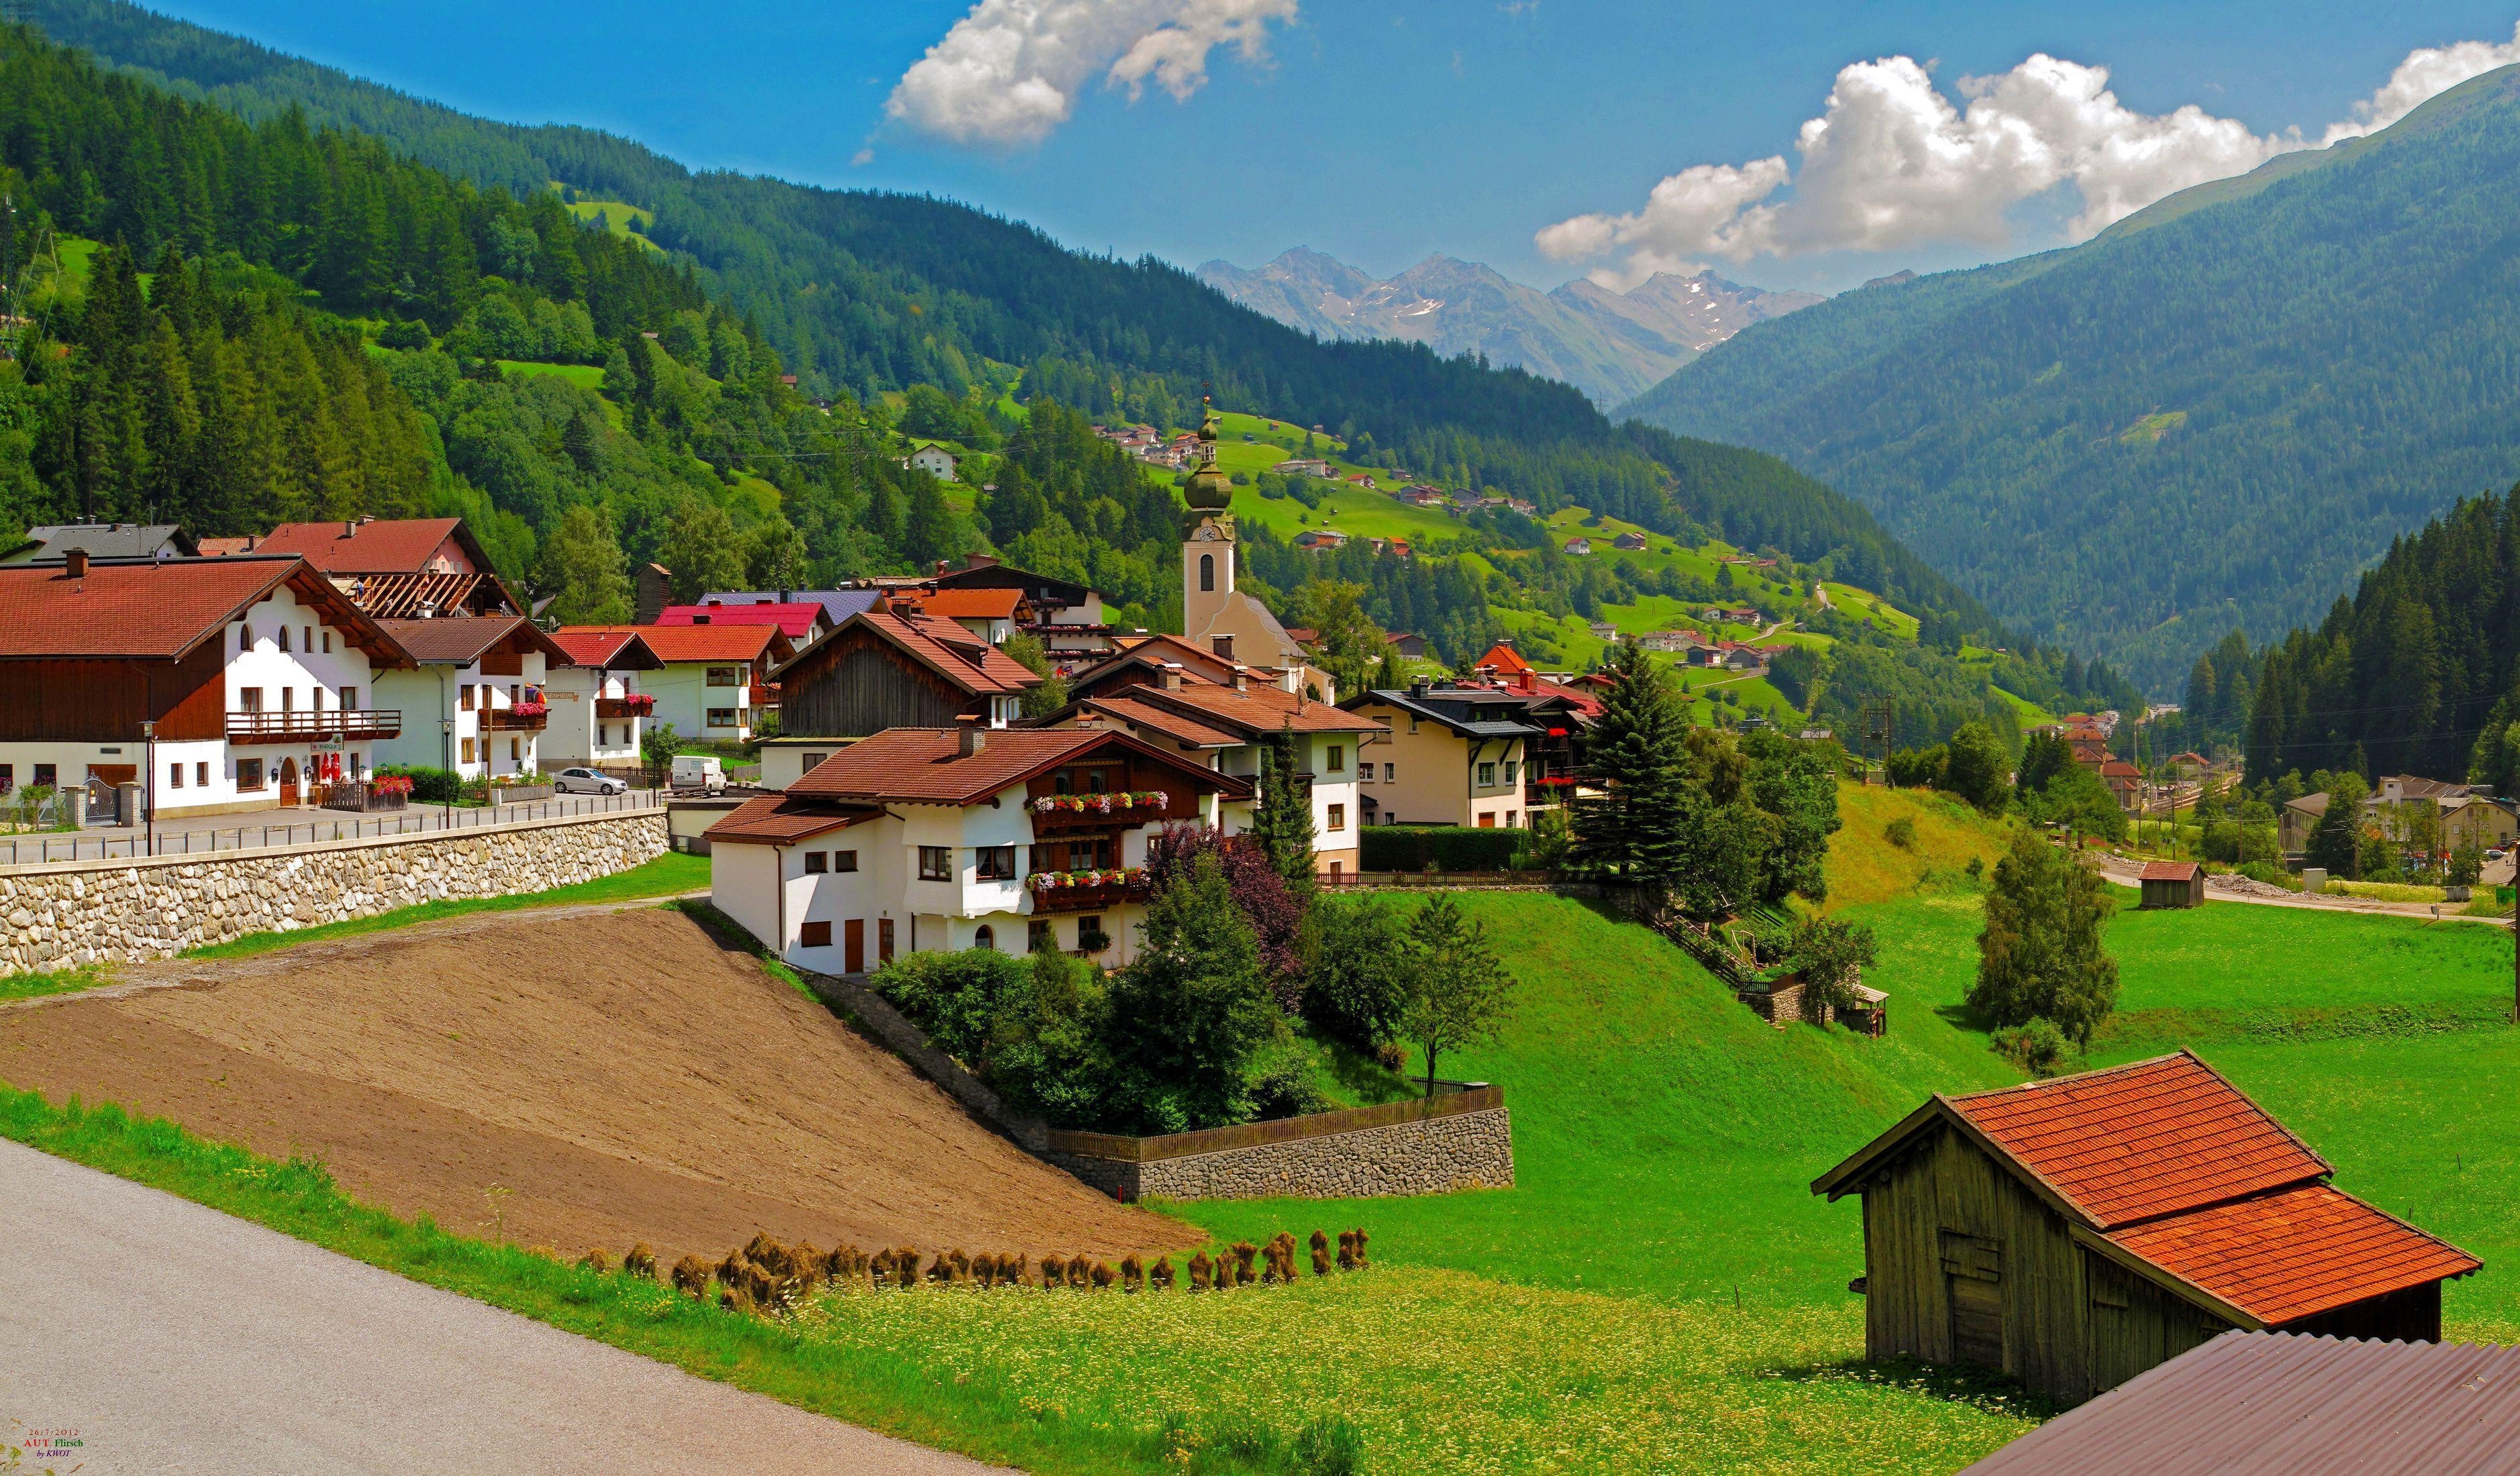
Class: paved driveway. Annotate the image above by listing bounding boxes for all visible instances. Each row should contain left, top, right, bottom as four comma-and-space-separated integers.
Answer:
0, 1138, 1005, 1475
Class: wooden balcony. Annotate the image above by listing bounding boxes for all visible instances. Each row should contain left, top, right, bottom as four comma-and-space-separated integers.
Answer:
483, 705, 549, 733
595, 694, 655, 719
1027, 875, 1150, 915
227, 708, 401, 743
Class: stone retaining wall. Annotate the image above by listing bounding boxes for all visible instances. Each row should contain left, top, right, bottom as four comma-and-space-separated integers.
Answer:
0, 812, 667, 977
1048, 1104, 1515, 1201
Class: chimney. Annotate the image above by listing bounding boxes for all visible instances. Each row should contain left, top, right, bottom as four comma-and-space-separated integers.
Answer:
1160, 663, 1184, 691
692, 613, 709, 625
344, 519, 357, 537
1410, 678, 1429, 700
936, 559, 952, 576
1518, 670, 1537, 694
1280, 668, 1301, 694
956, 715, 985, 757
1232, 670, 1248, 692
64, 547, 89, 579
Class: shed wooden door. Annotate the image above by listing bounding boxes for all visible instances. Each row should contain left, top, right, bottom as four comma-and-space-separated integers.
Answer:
844, 918, 864, 975
1940, 1230, 2006, 1369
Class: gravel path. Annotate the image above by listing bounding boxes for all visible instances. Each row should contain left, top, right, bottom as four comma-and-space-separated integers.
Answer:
0, 1137, 1008, 1475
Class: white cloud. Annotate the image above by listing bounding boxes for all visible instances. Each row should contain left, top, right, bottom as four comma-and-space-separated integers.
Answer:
887, 0, 1299, 148
1542, 24, 2520, 284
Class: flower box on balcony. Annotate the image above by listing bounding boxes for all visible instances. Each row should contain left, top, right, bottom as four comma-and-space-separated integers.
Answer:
1029, 790, 1169, 817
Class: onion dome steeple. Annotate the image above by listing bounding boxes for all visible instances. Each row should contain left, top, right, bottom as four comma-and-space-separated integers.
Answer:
1183, 394, 1233, 518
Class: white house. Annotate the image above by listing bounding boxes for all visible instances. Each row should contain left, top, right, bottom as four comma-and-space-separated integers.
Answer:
908, 443, 958, 482
370, 616, 572, 780
543, 629, 662, 772
0, 553, 413, 819
549, 623, 793, 743
703, 726, 1244, 971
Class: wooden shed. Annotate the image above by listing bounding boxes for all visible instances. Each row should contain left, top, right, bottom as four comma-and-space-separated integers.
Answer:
1811, 1051, 2479, 1406
2137, 859, 2206, 909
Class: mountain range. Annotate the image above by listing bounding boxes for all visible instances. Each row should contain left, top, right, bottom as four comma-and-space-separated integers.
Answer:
1621, 62, 2520, 686
1195, 249, 1821, 407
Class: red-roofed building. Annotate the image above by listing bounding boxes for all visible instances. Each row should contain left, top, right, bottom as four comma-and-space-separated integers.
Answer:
2137, 859, 2205, 909
244, 517, 522, 618
1812, 1051, 2478, 1405
542, 631, 662, 772
370, 615, 576, 781
656, 600, 835, 643
0, 554, 414, 818
754, 600, 1040, 790
703, 726, 1246, 969
550, 623, 793, 742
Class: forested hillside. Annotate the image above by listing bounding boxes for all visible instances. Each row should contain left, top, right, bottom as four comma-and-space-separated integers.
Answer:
1624, 63, 2520, 688
11, 0, 2001, 642
2245, 483, 2520, 788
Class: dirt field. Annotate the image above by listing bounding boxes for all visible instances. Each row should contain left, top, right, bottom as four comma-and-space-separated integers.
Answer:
0, 904, 1197, 1263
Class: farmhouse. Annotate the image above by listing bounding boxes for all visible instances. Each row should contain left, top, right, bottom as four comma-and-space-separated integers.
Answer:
1812, 1051, 2479, 1406
1562, 537, 1593, 556
0, 554, 412, 818
1611, 531, 1649, 551
1389, 632, 1429, 659
370, 615, 574, 782
2137, 859, 2205, 908
757, 600, 1040, 790
541, 628, 661, 772
243, 517, 521, 619
703, 725, 1244, 970
907, 443, 958, 481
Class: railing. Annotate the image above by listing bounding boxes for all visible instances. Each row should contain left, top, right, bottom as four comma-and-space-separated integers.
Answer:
748, 683, 780, 706
0, 788, 661, 868
1029, 878, 1151, 914
482, 707, 548, 732
596, 695, 655, 719
226, 708, 402, 742
1525, 774, 1577, 807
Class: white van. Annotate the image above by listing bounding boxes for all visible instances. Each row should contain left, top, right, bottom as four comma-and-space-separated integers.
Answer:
670, 754, 725, 794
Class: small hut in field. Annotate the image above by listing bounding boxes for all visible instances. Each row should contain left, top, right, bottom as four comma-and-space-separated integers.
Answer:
2137, 859, 2205, 909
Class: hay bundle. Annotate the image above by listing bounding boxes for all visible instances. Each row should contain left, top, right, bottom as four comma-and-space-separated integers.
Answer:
947, 1249, 972, 1284
1038, 1253, 1067, 1287
1309, 1230, 1331, 1277
671, 1254, 711, 1299
578, 1247, 615, 1275
623, 1243, 658, 1280
1120, 1253, 1144, 1292
1003, 1252, 1029, 1287
1351, 1228, 1370, 1268
1067, 1255, 1093, 1289
1090, 1260, 1117, 1289
893, 1247, 922, 1289
1267, 1232, 1299, 1283
718, 1249, 750, 1288
720, 1283, 756, 1315
823, 1244, 860, 1283
1336, 1230, 1358, 1271
1230, 1241, 1258, 1287
1150, 1255, 1175, 1291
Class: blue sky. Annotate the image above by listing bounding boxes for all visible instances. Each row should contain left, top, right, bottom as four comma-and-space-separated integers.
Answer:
137, 1, 2520, 293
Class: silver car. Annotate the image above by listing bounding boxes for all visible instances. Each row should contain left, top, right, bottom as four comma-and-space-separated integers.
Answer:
554, 766, 627, 796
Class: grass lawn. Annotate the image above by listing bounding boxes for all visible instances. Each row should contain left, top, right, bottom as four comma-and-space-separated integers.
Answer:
497, 359, 607, 388
183, 851, 711, 961
0, 964, 109, 1005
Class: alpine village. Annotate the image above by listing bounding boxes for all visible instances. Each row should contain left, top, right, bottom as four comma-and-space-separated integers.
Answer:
10, 5, 2520, 1473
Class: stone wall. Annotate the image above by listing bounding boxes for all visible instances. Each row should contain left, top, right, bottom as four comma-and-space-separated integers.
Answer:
0, 812, 666, 976
1048, 1093, 1515, 1202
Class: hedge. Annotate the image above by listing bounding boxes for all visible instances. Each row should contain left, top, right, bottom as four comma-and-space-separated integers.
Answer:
1359, 825, 1528, 873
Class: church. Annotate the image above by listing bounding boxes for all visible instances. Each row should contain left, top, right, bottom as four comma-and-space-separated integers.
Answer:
1176, 406, 1338, 698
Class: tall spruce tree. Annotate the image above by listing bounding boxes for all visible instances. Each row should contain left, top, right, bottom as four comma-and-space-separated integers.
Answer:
1250, 727, 1318, 888
1970, 829, 2120, 1045
1567, 637, 1689, 886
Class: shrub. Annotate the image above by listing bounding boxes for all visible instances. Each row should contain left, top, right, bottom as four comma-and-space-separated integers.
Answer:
1359, 825, 1526, 873
2237, 861, 2296, 889
1883, 816, 1917, 851
1885, 745, 1946, 789
868, 949, 1032, 1067
375, 764, 463, 806
1990, 1018, 2072, 1077
1302, 895, 1414, 1052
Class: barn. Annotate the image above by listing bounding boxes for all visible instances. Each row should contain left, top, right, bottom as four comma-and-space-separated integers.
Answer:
2137, 859, 2206, 909
1810, 1051, 2480, 1406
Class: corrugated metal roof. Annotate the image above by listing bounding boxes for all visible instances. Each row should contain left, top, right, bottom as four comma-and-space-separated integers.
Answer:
1961, 1332, 2520, 1475
1949, 1051, 2330, 1228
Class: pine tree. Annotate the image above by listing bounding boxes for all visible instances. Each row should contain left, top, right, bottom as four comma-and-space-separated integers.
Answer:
1567, 637, 1689, 887
540, 503, 633, 624
1250, 727, 1318, 888
1970, 829, 2120, 1045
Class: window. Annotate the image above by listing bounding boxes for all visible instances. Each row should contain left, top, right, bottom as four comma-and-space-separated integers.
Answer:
302, 625, 313, 653
168, 762, 185, 789
340, 687, 357, 711
33, 763, 55, 790
1507, 810, 1519, 829
195, 761, 209, 787
833, 850, 859, 872
707, 708, 738, 729
236, 758, 263, 791
599, 725, 609, 747
510, 738, 522, 761
1327, 803, 1346, 831
321, 631, 332, 654
1028, 919, 1056, 954
804, 851, 828, 874
706, 666, 743, 687
973, 925, 997, 951
238, 687, 262, 714
239, 623, 253, 653
1327, 745, 1346, 773
1199, 553, 1215, 592
1478, 761, 1497, 788
1384, 762, 1396, 783
974, 845, 1017, 881
459, 685, 475, 712
878, 918, 895, 963
280, 687, 294, 713
0, 765, 11, 794
918, 845, 954, 882
460, 737, 476, 764
801, 752, 828, 774
1407, 714, 1420, 734
1503, 760, 1519, 785
799, 920, 832, 948
279, 626, 291, 653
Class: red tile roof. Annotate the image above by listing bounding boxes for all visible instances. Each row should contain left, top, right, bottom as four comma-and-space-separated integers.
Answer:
2101, 761, 2142, 778
658, 602, 829, 639
252, 518, 481, 575
1142, 680, 1389, 735
1474, 642, 1535, 675
787, 727, 1244, 806
778, 609, 1036, 696
548, 629, 662, 670
702, 795, 885, 845
1077, 696, 1240, 749
2139, 861, 2205, 882
2106, 1184, 2480, 1326
0, 556, 409, 666
903, 587, 1023, 621
1947, 1052, 2329, 1229
554, 623, 785, 665
374, 615, 572, 666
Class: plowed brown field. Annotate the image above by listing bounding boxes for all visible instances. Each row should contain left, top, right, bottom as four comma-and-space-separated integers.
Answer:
0, 904, 1195, 1263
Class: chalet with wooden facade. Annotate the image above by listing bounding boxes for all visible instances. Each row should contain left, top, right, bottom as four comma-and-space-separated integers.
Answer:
550, 622, 792, 743
1811, 1051, 2479, 1406
0, 554, 412, 818
542, 629, 661, 773
371, 616, 574, 781
703, 726, 1245, 970
756, 600, 1040, 790
238, 517, 521, 619
1041, 633, 1387, 875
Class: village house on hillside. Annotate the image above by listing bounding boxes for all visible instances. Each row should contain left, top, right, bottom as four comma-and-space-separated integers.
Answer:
1813, 1051, 2478, 1406
863, 554, 1119, 664
550, 621, 791, 743
232, 517, 522, 619
703, 725, 1244, 971
542, 629, 660, 774
754, 598, 1040, 791
907, 443, 958, 481
0, 554, 412, 818
370, 615, 572, 782
1342, 679, 1543, 830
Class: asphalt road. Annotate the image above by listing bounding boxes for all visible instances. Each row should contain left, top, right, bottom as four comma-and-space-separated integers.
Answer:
0, 1138, 1007, 1475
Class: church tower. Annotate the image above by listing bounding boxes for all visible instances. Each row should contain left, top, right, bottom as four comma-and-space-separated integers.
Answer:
1181, 399, 1236, 638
